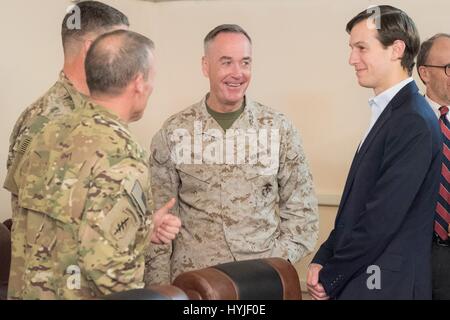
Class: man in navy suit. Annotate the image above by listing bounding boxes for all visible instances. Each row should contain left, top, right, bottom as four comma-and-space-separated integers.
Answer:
307, 5, 442, 300
417, 33, 450, 300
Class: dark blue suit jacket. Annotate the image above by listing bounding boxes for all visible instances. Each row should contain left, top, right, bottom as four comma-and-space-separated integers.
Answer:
312, 81, 442, 299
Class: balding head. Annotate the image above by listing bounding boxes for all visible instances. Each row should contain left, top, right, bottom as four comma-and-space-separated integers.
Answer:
417, 33, 450, 84
85, 30, 155, 97
417, 33, 450, 106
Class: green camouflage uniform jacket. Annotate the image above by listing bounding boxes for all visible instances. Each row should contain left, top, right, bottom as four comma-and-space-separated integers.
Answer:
145, 96, 318, 284
4, 72, 84, 298
7, 98, 152, 299
5, 72, 84, 172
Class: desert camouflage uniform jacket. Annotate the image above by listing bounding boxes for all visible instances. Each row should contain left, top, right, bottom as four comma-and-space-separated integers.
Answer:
145, 95, 318, 284
7, 99, 152, 299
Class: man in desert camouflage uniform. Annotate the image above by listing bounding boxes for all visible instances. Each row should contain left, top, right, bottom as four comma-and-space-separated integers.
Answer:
7, 30, 181, 300
146, 24, 319, 284
4, 1, 130, 298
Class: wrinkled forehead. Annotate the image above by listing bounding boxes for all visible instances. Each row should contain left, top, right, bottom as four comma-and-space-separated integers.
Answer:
428, 37, 450, 63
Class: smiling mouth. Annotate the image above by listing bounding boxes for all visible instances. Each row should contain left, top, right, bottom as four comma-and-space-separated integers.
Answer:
224, 82, 244, 88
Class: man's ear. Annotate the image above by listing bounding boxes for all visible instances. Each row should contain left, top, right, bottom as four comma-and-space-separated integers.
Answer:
391, 39, 406, 61
83, 39, 94, 56
201, 56, 209, 78
133, 73, 145, 94
418, 65, 429, 85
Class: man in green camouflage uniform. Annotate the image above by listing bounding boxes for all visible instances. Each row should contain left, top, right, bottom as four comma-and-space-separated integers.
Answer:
7, 30, 180, 299
146, 24, 319, 284
4, 2, 130, 298
6, 1, 129, 176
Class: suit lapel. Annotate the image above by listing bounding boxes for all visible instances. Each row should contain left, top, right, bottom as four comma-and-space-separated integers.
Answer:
335, 109, 391, 220
336, 81, 419, 220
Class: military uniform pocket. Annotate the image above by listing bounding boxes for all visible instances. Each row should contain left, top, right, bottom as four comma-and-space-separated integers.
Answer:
25, 211, 57, 250
98, 198, 140, 252
177, 164, 214, 184
245, 168, 278, 209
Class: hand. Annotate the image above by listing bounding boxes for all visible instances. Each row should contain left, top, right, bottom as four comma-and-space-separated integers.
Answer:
150, 198, 181, 244
307, 263, 330, 300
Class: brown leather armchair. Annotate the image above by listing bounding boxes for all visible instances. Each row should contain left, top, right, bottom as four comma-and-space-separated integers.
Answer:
0, 223, 11, 300
173, 258, 302, 300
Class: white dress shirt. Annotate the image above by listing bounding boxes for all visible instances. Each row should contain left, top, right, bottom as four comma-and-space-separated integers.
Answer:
425, 95, 449, 121
359, 77, 414, 150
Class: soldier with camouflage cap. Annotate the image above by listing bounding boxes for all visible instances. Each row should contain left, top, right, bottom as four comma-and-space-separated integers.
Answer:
146, 24, 319, 284
8, 29, 181, 300
4, 1, 130, 298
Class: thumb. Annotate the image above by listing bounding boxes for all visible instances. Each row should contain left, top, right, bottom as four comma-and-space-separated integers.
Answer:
162, 198, 176, 211
311, 270, 319, 286
308, 265, 319, 286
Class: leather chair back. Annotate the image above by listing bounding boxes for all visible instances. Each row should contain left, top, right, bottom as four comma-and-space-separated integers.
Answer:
173, 258, 302, 300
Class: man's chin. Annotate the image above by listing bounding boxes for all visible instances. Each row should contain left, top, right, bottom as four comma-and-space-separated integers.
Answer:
356, 79, 372, 89
130, 111, 144, 122
224, 99, 244, 108
224, 93, 245, 104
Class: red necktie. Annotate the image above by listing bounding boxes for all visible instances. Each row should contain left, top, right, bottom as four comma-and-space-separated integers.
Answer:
435, 106, 450, 240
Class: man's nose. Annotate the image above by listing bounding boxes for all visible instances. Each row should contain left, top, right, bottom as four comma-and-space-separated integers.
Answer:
349, 49, 359, 66
230, 63, 243, 77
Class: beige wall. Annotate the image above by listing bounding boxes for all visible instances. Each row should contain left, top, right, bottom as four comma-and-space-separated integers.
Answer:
0, 0, 448, 286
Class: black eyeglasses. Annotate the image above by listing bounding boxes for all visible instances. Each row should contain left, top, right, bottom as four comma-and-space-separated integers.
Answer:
423, 64, 450, 77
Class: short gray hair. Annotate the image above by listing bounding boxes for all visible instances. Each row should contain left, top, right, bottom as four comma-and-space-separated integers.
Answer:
204, 24, 251, 52
85, 30, 155, 96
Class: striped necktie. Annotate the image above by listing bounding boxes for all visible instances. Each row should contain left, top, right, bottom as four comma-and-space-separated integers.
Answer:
436, 106, 450, 241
